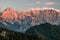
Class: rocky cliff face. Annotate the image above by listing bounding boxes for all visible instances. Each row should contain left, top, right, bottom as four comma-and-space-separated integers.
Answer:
0, 8, 60, 33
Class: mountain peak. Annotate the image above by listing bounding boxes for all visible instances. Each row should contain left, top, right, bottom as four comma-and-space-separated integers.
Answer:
0, 8, 60, 33
4, 8, 14, 11
1, 8, 18, 21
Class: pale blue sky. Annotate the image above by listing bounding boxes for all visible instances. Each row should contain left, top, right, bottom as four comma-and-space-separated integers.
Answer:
0, 0, 60, 11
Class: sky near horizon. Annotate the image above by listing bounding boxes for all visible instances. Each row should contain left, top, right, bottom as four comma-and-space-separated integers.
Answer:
0, 0, 60, 11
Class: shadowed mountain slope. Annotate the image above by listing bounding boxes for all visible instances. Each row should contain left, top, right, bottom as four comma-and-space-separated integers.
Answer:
26, 23, 60, 40
0, 23, 60, 40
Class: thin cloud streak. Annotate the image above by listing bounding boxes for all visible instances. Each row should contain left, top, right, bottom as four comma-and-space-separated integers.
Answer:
45, 2, 56, 6
36, 1, 41, 5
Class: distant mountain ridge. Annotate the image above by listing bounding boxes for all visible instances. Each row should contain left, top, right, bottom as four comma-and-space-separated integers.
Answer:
0, 8, 60, 33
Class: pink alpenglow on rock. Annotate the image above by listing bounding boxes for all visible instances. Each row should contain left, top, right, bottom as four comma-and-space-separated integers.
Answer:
0, 8, 60, 33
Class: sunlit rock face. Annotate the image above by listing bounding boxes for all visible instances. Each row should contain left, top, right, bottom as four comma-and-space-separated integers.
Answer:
0, 8, 60, 33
